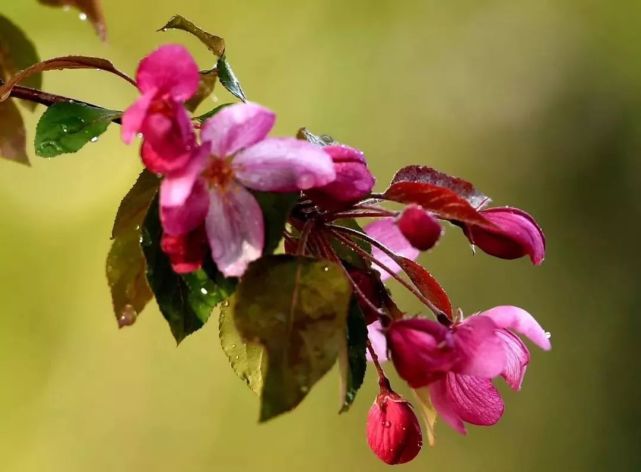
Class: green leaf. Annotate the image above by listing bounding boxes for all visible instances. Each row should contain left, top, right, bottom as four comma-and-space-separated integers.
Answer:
106, 227, 153, 328
219, 301, 266, 394
217, 56, 246, 102
159, 15, 225, 57
111, 170, 160, 239
141, 198, 234, 343
35, 102, 120, 157
252, 192, 299, 255
185, 69, 218, 113
0, 15, 42, 99
194, 102, 233, 124
331, 218, 371, 269
233, 255, 352, 421
338, 299, 368, 413
0, 99, 28, 165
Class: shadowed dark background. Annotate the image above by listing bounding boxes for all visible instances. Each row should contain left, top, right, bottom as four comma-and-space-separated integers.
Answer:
1, 1, 640, 470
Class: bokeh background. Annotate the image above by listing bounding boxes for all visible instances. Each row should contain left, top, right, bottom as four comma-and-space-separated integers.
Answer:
1, 1, 640, 470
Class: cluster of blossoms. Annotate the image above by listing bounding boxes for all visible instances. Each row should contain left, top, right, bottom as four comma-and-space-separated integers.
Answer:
120, 44, 550, 465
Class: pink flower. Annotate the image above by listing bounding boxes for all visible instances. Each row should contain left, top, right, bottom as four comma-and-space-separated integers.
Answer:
159, 102, 336, 277
396, 204, 443, 251
306, 144, 375, 208
122, 45, 200, 174
463, 207, 545, 265
388, 306, 551, 433
367, 386, 423, 465
160, 226, 207, 274
364, 218, 419, 281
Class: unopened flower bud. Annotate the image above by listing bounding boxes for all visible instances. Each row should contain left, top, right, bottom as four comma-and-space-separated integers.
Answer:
367, 387, 423, 465
396, 205, 442, 251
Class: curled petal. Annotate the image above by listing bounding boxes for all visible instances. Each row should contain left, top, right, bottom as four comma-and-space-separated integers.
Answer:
364, 218, 419, 281
429, 373, 505, 434
160, 226, 207, 274
159, 150, 207, 208
479, 305, 551, 351
205, 184, 264, 277
396, 205, 442, 251
121, 92, 153, 144
497, 329, 529, 390
201, 102, 275, 157
160, 179, 209, 236
233, 138, 336, 192
464, 207, 545, 265
367, 321, 388, 363
136, 44, 200, 100
454, 315, 506, 379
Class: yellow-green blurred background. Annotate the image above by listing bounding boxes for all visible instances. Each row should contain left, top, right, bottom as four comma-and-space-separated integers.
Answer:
1, 1, 640, 470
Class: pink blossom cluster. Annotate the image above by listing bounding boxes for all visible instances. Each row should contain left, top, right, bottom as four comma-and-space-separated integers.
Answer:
123, 45, 550, 466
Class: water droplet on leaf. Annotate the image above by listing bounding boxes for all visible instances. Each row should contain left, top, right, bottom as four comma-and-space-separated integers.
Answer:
118, 304, 138, 328
200, 287, 208, 295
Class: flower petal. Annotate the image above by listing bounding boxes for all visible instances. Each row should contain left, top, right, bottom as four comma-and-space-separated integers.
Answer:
201, 102, 275, 157
160, 179, 209, 236
367, 320, 388, 363
136, 44, 200, 100
497, 329, 529, 390
429, 373, 504, 434
121, 92, 153, 144
160, 226, 207, 274
454, 315, 506, 379
364, 218, 419, 281
205, 184, 264, 277
159, 149, 207, 208
233, 138, 336, 192
480, 305, 551, 351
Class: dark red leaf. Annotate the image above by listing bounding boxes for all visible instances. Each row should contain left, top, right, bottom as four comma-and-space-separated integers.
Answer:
384, 181, 495, 229
0, 99, 28, 165
389, 165, 490, 209
394, 256, 452, 319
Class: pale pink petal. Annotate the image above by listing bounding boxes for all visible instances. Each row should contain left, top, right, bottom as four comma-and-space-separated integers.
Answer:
159, 149, 207, 208
121, 92, 153, 143
496, 329, 529, 390
233, 138, 336, 192
364, 219, 419, 281
454, 315, 506, 378
136, 44, 200, 100
430, 373, 504, 434
160, 179, 209, 236
480, 305, 551, 351
367, 321, 388, 363
201, 102, 275, 157
205, 184, 264, 277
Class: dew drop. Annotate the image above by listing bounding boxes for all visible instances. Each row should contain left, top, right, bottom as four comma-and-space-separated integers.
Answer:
200, 287, 208, 295
222, 300, 230, 308
79, 12, 88, 21
230, 344, 237, 349
300, 385, 309, 393
322, 266, 329, 272
118, 304, 138, 328
90, 136, 98, 143
545, 331, 552, 339
382, 420, 391, 428
234, 355, 240, 360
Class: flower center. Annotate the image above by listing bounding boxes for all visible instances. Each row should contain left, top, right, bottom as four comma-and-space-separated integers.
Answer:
202, 156, 235, 190
148, 95, 174, 116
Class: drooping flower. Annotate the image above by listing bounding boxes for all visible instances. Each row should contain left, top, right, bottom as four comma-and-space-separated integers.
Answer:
367, 385, 423, 465
387, 306, 551, 433
462, 207, 545, 265
159, 102, 336, 277
122, 44, 200, 174
396, 204, 443, 251
306, 144, 375, 208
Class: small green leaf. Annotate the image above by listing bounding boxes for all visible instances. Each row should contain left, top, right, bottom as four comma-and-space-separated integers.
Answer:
111, 170, 160, 239
252, 191, 299, 255
338, 299, 368, 413
331, 218, 371, 269
0, 99, 28, 165
141, 198, 234, 343
233, 255, 352, 421
194, 103, 233, 124
35, 102, 120, 157
159, 15, 225, 57
106, 227, 153, 328
219, 302, 266, 394
185, 69, 218, 113
217, 56, 246, 102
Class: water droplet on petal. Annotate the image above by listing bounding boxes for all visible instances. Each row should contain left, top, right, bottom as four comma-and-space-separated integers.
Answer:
545, 331, 552, 339
382, 420, 392, 428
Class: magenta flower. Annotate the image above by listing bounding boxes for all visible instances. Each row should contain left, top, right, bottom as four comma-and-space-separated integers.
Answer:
387, 306, 550, 433
364, 218, 419, 281
367, 386, 423, 465
159, 102, 336, 277
307, 144, 375, 208
396, 204, 443, 251
463, 207, 545, 265
121, 45, 200, 174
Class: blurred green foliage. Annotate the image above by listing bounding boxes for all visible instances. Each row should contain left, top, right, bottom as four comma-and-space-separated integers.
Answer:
0, 0, 640, 470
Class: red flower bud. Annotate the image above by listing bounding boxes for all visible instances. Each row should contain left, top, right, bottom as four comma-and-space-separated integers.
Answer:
367, 388, 423, 465
396, 205, 442, 251
464, 207, 545, 265
307, 144, 375, 209
160, 226, 207, 274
